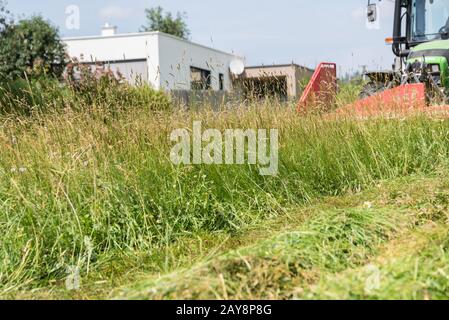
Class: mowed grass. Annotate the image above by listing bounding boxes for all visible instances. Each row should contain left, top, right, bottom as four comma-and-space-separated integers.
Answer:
114, 175, 449, 300
0, 100, 449, 299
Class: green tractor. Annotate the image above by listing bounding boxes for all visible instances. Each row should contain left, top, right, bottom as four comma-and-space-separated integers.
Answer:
363, 0, 449, 102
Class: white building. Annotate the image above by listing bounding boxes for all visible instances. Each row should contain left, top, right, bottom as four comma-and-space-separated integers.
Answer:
63, 25, 244, 93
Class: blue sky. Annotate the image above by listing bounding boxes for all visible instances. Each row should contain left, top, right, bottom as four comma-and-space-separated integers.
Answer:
6, 0, 396, 75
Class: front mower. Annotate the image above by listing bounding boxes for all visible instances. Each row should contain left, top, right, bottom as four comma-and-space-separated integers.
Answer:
299, 0, 449, 115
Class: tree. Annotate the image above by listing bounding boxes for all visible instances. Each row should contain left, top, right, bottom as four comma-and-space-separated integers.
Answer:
141, 6, 190, 40
0, 15, 66, 80
0, 0, 12, 34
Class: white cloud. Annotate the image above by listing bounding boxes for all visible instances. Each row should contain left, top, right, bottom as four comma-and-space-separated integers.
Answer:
99, 5, 134, 20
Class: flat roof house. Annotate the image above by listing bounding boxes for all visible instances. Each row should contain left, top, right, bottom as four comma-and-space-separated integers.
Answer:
63, 24, 244, 93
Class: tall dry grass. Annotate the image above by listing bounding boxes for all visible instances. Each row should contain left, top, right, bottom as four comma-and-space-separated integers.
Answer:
1, 96, 449, 293
0, 75, 448, 294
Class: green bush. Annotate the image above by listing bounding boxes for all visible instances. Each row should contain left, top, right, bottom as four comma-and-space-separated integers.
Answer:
0, 63, 172, 116
64, 61, 172, 112
0, 77, 65, 114
0, 16, 66, 81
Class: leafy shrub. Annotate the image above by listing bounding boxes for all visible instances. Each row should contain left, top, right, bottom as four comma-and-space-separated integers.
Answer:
0, 77, 65, 114
0, 60, 172, 116
0, 16, 66, 81
64, 59, 172, 112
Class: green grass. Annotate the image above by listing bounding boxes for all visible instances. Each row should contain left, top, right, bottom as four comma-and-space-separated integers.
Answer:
0, 96, 449, 299
305, 226, 449, 300
116, 207, 408, 299
111, 174, 449, 300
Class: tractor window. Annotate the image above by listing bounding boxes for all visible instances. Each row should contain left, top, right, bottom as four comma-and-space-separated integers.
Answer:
411, 0, 449, 41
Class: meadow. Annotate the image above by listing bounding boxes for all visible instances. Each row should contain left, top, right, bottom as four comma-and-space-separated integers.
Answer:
0, 78, 448, 299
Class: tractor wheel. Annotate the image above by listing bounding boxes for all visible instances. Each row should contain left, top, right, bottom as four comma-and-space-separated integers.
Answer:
359, 81, 388, 99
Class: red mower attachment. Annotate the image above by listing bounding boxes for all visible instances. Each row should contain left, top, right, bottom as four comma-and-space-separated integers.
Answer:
335, 83, 428, 118
335, 84, 449, 119
297, 62, 337, 113
298, 63, 449, 119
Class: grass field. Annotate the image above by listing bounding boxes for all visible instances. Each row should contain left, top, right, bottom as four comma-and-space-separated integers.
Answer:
0, 91, 449, 299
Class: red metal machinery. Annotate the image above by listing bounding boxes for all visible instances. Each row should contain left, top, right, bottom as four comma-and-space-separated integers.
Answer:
297, 62, 337, 113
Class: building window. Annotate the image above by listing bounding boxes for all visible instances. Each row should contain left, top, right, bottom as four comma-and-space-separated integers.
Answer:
219, 73, 224, 91
191, 66, 211, 90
